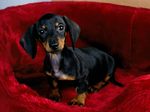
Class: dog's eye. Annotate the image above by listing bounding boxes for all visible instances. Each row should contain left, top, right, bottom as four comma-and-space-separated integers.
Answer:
38, 25, 47, 35
57, 24, 64, 31
39, 30, 45, 35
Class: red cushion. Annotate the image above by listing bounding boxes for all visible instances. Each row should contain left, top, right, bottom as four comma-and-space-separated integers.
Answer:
0, 1, 150, 112
132, 9, 150, 72
102, 74, 150, 112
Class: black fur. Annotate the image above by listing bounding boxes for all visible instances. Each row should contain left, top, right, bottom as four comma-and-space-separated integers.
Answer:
44, 46, 123, 93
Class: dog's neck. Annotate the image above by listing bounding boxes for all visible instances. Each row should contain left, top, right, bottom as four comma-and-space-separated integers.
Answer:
49, 52, 61, 73
47, 48, 76, 80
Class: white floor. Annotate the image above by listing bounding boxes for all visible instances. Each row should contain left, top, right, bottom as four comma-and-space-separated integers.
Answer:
0, 0, 50, 9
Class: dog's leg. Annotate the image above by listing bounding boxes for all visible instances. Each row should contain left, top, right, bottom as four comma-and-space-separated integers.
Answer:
68, 79, 88, 106
88, 75, 110, 93
68, 93, 86, 106
47, 75, 61, 102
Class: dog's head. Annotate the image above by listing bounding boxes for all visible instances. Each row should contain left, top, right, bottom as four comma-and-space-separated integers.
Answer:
20, 14, 80, 58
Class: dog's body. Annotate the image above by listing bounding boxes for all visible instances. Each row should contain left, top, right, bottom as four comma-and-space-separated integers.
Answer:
20, 14, 123, 106
44, 46, 115, 86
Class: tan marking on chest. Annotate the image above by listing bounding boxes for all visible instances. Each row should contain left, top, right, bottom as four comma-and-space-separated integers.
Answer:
58, 75, 75, 80
45, 53, 76, 81
45, 71, 75, 81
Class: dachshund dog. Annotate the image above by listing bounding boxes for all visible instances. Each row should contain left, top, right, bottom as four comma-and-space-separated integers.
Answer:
20, 13, 123, 106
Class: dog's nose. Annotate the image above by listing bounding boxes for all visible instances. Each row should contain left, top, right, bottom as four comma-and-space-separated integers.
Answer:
49, 39, 58, 50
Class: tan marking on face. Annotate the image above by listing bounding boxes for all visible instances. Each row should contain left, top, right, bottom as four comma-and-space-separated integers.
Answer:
41, 25, 46, 29
42, 37, 65, 52
58, 37, 65, 50
42, 41, 52, 52
55, 22, 59, 27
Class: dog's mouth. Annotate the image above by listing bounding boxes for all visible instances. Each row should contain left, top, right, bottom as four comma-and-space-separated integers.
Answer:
47, 48, 62, 53
41, 42, 63, 53
41, 37, 65, 53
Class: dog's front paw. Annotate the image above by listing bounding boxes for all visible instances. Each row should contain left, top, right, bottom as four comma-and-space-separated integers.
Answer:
49, 89, 61, 102
68, 93, 86, 106
68, 98, 84, 106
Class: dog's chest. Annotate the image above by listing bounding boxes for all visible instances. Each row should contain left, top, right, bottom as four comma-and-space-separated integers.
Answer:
48, 53, 75, 80
49, 53, 61, 74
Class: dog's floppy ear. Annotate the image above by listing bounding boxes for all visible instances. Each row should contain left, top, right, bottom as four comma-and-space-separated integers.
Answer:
63, 16, 80, 49
20, 25, 37, 59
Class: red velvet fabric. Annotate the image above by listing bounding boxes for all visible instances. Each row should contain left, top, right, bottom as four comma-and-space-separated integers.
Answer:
0, 2, 150, 112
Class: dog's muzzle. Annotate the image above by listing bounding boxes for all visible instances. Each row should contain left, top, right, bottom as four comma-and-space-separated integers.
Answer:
49, 39, 59, 50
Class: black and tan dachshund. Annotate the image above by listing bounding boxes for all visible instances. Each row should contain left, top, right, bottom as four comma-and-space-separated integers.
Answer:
20, 13, 123, 106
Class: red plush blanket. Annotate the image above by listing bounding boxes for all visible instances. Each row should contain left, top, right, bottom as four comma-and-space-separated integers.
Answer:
0, 2, 150, 112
